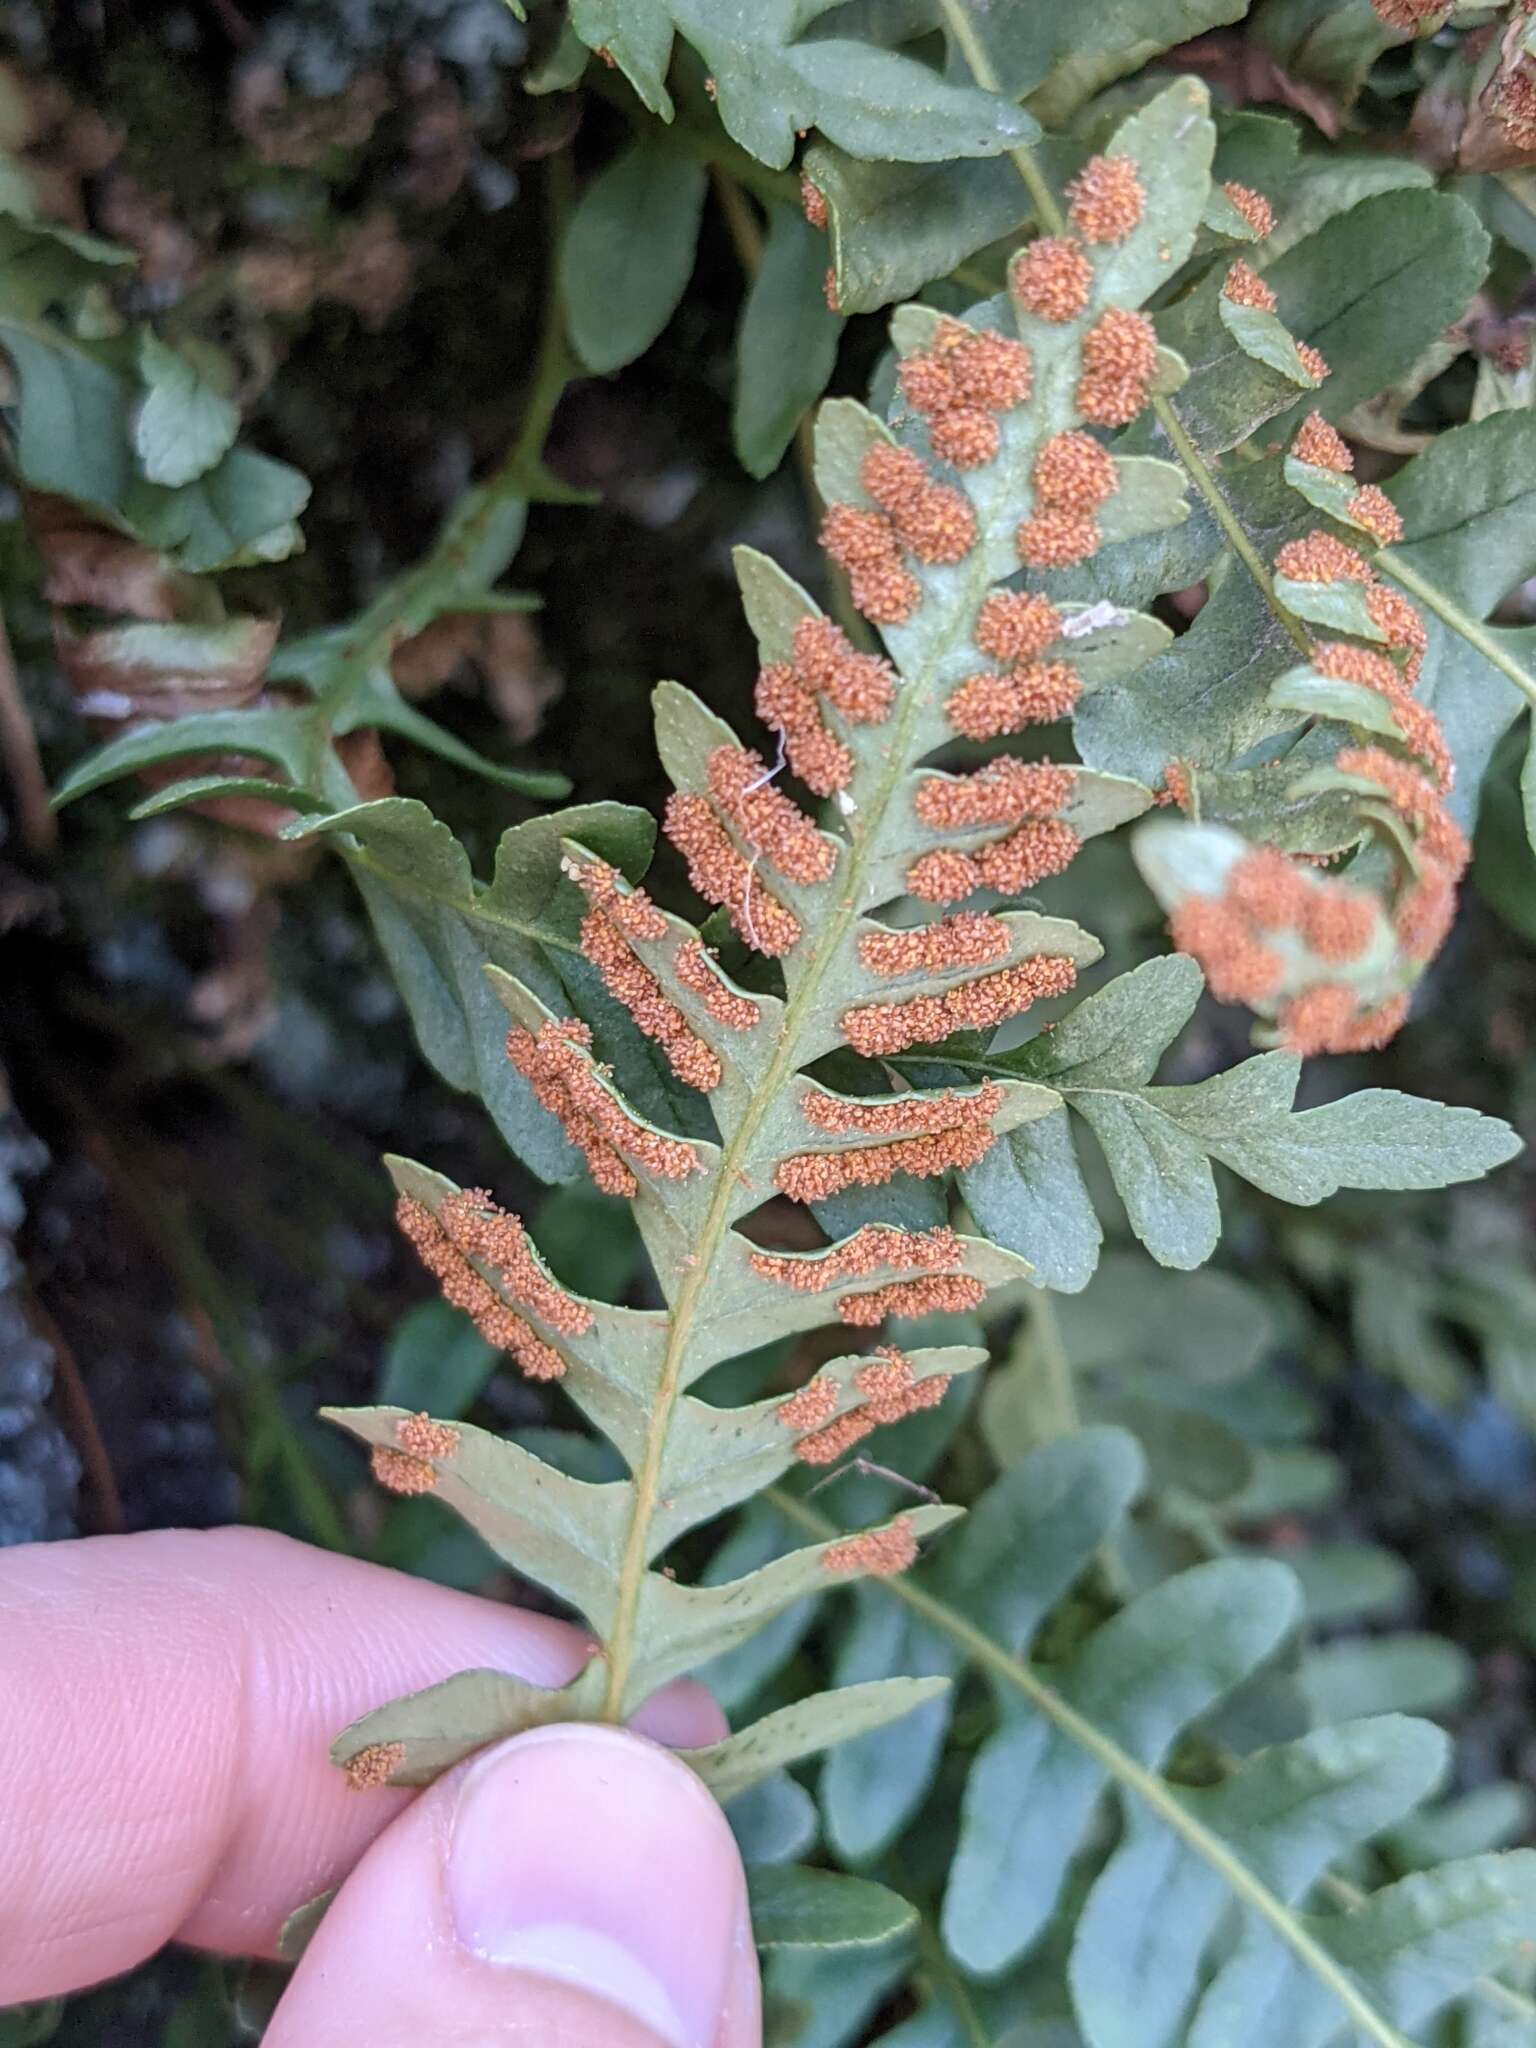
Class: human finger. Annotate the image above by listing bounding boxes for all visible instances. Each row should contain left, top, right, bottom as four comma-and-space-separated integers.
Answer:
264, 1723, 760, 2048
0, 1525, 724, 2003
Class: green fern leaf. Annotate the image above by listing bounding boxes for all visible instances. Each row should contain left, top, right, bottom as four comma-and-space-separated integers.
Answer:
734, 202, 845, 479
1188, 1852, 1536, 2047
746, 1864, 917, 1952
0, 291, 308, 571
560, 136, 707, 373
1073, 191, 1521, 797
563, 0, 1037, 168
775, 1431, 1536, 2046
1156, 189, 1488, 458
1069, 1715, 1448, 2045
945, 1552, 1303, 1973
823, 1424, 1143, 1864
952, 956, 1516, 1277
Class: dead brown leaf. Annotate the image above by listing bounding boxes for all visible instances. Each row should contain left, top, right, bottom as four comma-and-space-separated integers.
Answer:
390, 610, 560, 741
1167, 33, 1344, 138
31, 498, 188, 623
56, 616, 278, 721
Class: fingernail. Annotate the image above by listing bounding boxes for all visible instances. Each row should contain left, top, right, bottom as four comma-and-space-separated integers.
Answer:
446, 1722, 748, 2048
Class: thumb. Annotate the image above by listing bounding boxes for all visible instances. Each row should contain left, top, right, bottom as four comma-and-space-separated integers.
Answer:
264, 1723, 761, 2048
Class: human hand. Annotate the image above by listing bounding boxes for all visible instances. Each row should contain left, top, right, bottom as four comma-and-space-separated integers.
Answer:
0, 1526, 761, 2046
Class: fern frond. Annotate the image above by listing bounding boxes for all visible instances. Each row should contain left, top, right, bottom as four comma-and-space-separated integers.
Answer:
771, 1434, 1536, 2047
300, 79, 1217, 1779
1128, 391, 1536, 1054
949, 954, 1517, 1280
24, 15, 1536, 2038
16, 199, 573, 857
46, 51, 1522, 1779
902, 57, 1536, 1063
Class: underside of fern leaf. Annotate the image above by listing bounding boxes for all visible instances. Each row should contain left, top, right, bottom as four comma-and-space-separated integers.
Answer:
320, 80, 1219, 1786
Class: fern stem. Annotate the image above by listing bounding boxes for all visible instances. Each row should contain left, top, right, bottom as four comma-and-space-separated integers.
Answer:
710, 166, 872, 650
935, 0, 1061, 233
916, 1912, 994, 2048
767, 1485, 1419, 2048
1378, 549, 1536, 713
601, 674, 955, 1712
936, 0, 1313, 660
1030, 1288, 1079, 1439
1150, 399, 1312, 658
598, 923, 861, 1715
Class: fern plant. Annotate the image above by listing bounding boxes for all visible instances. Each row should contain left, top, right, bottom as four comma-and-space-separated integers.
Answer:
324, 77, 1236, 1776
11, 4, 1536, 2043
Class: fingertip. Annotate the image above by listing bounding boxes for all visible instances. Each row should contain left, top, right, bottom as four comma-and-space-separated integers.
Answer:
0, 1526, 729, 1996
630, 1676, 728, 1750
266, 1723, 756, 2048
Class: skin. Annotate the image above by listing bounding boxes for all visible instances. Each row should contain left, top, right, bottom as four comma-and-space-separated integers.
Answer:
0, 1526, 762, 2046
